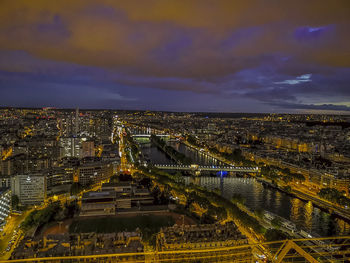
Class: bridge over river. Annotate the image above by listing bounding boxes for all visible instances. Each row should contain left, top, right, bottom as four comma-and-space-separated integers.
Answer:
154, 164, 260, 173
132, 134, 170, 138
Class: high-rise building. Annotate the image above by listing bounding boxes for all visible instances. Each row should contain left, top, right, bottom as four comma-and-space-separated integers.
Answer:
59, 137, 82, 158
11, 174, 46, 205
0, 188, 11, 226
75, 108, 79, 136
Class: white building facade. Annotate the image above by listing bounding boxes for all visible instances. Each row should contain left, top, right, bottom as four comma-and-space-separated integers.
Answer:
11, 174, 46, 205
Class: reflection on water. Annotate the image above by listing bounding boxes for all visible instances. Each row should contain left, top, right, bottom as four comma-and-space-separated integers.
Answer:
140, 142, 350, 237
141, 144, 176, 165
185, 177, 350, 236
170, 142, 223, 166
290, 198, 301, 226
337, 217, 350, 234
305, 201, 314, 231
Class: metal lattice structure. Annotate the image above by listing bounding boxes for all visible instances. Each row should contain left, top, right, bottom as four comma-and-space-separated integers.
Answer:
1, 236, 349, 263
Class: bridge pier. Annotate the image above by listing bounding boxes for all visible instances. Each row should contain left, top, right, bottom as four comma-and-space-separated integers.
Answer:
220, 173, 224, 196
187, 169, 200, 176
190, 176, 201, 185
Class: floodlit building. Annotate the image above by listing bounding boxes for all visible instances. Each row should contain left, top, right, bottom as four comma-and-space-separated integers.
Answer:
0, 188, 11, 226
74, 162, 113, 186
45, 167, 74, 188
12, 232, 143, 259
157, 222, 249, 252
11, 174, 46, 205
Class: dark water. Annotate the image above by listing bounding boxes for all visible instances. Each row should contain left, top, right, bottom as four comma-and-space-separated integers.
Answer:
139, 140, 350, 237
140, 143, 175, 165
185, 177, 349, 236
169, 142, 223, 166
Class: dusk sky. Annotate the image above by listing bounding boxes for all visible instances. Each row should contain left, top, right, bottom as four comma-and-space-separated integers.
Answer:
1, 1, 350, 113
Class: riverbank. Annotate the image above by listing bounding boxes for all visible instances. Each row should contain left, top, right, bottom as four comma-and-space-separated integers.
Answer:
151, 135, 191, 165
182, 140, 226, 165
255, 177, 350, 222
138, 137, 349, 236
183, 139, 350, 223
292, 189, 350, 222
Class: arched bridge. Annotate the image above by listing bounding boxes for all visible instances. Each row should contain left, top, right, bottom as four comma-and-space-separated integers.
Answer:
132, 134, 170, 138
154, 164, 260, 173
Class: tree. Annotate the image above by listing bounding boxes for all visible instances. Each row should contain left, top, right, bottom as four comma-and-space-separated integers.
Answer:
139, 177, 151, 188
119, 173, 132, 181
70, 182, 83, 195
109, 174, 119, 183
271, 217, 282, 228
174, 171, 185, 184
231, 193, 246, 204
264, 229, 289, 242
318, 187, 350, 207
283, 186, 292, 193
64, 200, 79, 218
187, 135, 200, 147
255, 208, 264, 218
21, 202, 61, 231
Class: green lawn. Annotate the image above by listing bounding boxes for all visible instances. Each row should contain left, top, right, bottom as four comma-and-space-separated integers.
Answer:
69, 215, 175, 241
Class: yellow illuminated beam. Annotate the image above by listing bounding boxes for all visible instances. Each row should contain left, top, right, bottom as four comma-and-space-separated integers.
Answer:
1, 236, 349, 263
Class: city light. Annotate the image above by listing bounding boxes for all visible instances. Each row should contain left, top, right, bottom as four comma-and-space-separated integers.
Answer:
1, 0, 350, 261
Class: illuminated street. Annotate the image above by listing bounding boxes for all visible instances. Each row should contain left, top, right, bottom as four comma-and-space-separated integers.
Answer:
0, 210, 31, 260
1, 1, 350, 262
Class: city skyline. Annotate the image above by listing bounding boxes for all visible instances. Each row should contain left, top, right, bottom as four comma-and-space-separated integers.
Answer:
1, 1, 350, 113
1, 2, 350, 261
1, 108, 350, 261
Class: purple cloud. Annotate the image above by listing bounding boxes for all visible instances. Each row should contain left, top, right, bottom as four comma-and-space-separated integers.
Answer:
294, 25, 334, 42
36, 15, 70, 39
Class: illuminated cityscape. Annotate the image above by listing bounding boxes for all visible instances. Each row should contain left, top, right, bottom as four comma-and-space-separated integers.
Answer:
0, 109, 349, 262
1, 1, 350, 262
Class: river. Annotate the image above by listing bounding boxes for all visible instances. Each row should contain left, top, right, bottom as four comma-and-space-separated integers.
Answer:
138, 138, 350, 237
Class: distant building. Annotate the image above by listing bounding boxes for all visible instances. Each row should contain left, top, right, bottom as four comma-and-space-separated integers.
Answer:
102, 182, 132, 194
1, 158, 14, 176
59, 137, 82, 158
81, 190, 116, 216
0, 188, 11, 226
74, 162, 113, 186
157, 222, 249, 252
75, 108, 79, 136
11, 174, 46, 205
45, 167, 74, 188
12, 232, 143, 259
0, 176, 11, 188
321, 173, 350, 195
115, 195, 132, 209
207, 123, 217, 133
81, 140, 95, 158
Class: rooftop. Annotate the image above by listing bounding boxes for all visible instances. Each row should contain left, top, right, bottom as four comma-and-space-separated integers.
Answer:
82, 190, 116, 200
102, 182, 132, 187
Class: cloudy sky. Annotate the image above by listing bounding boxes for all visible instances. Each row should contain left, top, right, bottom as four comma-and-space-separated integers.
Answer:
1, 0, 350, 113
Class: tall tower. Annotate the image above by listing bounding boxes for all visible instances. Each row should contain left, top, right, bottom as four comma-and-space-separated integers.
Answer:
74, 108, 79, 136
